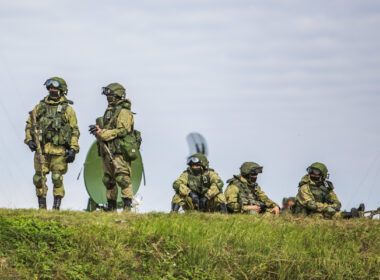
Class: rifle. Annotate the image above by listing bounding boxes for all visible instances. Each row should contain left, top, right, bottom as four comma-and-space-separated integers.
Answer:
360, 207, 380, 219
92, 118, 120, 170
29, 110, 46, 170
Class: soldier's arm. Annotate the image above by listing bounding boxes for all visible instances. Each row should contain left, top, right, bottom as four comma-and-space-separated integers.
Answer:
327, 189, 342, 210
296, 184, 330, 212
173, 172, 191, 196
224, 184, 241, 213
24, 104, 39, 145
205, 171, 224, 199
65, 106, 80, 153
98, 109, 134, 142
255, 185, 278, 208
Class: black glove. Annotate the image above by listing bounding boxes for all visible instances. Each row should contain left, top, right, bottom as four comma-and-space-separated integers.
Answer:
89, 125, 98, 135
27, 140, 37, 152
189, 191, 200, 208
65, 148, 76, 163
199, 196, 208, 210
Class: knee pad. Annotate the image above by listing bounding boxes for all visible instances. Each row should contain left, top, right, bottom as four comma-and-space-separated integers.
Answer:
52, 172, 63, 187
116, 174, 130, 189
33, 173, 44, 188
102, 174, 115, 190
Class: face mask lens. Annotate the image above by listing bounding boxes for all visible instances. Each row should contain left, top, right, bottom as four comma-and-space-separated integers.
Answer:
187, 157, 200, 165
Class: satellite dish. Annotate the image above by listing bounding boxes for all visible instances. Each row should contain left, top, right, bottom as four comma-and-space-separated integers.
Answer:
83, 140, 144, 211
186, 132, 208, 156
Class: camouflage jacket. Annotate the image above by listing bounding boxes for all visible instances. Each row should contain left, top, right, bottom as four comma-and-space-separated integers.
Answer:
173, 168, 224, 200
97, 99, 134, 155
24, 96, 80, 155
294, 174, 341, 214
224, 175, 278, 213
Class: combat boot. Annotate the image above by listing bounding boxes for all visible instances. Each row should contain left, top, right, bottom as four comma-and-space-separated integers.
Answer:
107, 200, 117, 211
53, 196, 62, 210
38, 196, 46, 210
219, 203, 228, 214
171, 203, 180, 213
122, 197, 132, 212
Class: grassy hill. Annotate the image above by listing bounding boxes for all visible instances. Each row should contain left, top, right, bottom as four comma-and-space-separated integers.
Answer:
0, 209, 379, 280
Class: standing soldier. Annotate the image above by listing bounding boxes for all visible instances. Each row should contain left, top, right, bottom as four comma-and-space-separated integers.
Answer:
24, 77, 80, 210
224, 162, 280, 216
89, 83, 135, 211
171, 153, 227, 213
293, 162, 363, 219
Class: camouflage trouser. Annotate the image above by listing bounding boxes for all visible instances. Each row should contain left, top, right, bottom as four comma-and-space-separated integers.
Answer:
33, 153, 67, 198
172, 192, 227, 212
102, 154, 133, 200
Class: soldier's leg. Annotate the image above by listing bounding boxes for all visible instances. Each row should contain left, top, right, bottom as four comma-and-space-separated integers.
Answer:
171, 194, 183, 212
114, 155, 133, 211
183, 195, 196, 211
102, 156, 118, 211
103, 173, 118, 211
33, 153, 49, 209
207, 193, 227, 213
50, 155, 68, 210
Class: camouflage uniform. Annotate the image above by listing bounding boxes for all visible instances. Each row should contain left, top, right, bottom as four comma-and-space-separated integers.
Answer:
224, 162, 278, 215
24, 77, 79, 209
93, 83, 134, 211
293, 163, 342, 218
225, 176, 278, 214
171, 154, 227, 213
280, 197, 296, 216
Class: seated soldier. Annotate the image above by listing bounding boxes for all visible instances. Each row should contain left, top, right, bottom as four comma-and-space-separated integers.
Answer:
293, 162, 362, 219
281, 197, 296, 215
224, 162, 280, 216
171, 153, 227, 213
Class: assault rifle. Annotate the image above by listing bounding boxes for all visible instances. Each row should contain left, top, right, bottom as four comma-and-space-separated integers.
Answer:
29, 110, 46, 171
89, 120, 120, 170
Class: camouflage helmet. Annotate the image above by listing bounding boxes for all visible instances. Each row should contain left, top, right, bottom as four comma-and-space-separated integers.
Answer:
102, 82, 126, 98
240, 162, 263, 176
44, 77, 68, 95
307, 162, 328, 178
187, 153, 209, 169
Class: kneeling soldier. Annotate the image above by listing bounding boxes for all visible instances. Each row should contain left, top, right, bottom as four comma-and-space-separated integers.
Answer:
224, 162, 280, 216
171, 154, 227, 213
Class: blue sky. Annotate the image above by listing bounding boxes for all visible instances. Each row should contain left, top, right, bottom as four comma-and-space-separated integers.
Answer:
0, 0, 379, 212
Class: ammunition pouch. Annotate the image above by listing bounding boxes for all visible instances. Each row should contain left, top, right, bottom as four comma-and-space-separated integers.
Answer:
120, 130, 142, 161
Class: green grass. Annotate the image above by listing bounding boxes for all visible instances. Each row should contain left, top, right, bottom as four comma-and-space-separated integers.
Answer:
0, 209, 379, 280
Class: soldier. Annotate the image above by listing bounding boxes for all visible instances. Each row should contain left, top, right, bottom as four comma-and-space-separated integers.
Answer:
293, 162, 361, 219
24, 77, 80, 210
224, 162, 280, 216
171, 153, 227, 213
281, 197, 296, 215
89, 83, 135, 211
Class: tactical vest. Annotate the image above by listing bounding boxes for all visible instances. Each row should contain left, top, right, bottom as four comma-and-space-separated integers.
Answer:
187, 170, 212, 195
102, 101, 131, 154
36, 100, 72, 147
227, 176, 263, 207
293, 180, 333, 214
